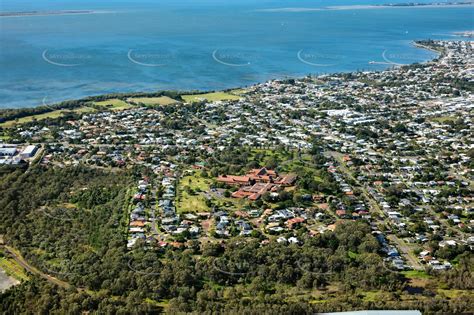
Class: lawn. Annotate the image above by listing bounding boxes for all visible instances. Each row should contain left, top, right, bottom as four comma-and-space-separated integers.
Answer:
93, 99, 133, 110
127, 96, 178, 106
215, 196, 250, 211
253, 150, 324, 181
176, 171, 212, 213
74, 106, 96, 113
176, 192, 210, 213
181, 92, 241, 103
0, 107, 96, 128
228, 88, 248, 95
401, 270, 431, 279
180, 172, 212, 191
431, 116, 457, 123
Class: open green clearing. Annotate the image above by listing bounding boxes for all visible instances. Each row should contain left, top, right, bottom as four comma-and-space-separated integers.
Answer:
228, 88, 248, 95
251, 150, 324, 182
431, 115, 458, 123
176, 171, 212, 213
0, 98, 131, 128
0, 107, 96, 128
181, 92, 241, 103
127, 96, 178, 106
401, 270, 431, 279
176, 169, 253, 213
93, 99, 133, 110
74, 107, 96, 114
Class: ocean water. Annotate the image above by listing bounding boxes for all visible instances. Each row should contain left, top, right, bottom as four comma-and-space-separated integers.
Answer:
0, 0, 473, 108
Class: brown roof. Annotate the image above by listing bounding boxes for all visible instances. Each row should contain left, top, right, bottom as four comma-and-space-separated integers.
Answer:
316, 203, 329, 210
235, 211, 249, 218
130, 220, 146, 227
217, 175, 250, 185
286, 217, 305, 227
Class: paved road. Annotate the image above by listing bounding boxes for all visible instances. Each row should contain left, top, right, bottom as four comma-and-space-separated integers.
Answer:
327, 150, 424, 270
387, 235, 423, 270
150, 186, 161, 237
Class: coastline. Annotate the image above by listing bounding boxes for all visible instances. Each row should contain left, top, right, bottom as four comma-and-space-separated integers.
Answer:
0, 39, 456, 115
412, 41, 444, 55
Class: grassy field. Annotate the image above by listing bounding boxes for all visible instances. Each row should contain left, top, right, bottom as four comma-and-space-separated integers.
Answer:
0, 107, 96, 128
176, 192, 210, 213
74, 107, 96, 114
127, 96, 178, 106
176, 171, 212, 213
250, 150, 324, 182
0, 251, 29, 281
176, 170, 253, 213
437, 288, 473, 299
229, 88, 248, 95
431, 116, 457, 123
94, 99, 133, 110
401, 270, 431, 279
215, 196, 250, 211
181, 92, 241, 103
361, 290, 382, 302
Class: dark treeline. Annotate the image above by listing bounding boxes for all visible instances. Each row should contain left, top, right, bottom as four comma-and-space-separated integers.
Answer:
0, 100, 87, 124
0, 90, 185, 123
0, 166, 472, 314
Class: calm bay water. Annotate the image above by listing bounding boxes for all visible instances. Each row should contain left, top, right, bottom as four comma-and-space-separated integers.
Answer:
0, 0, 473, 108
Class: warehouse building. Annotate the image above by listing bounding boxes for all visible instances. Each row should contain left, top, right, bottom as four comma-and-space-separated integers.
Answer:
19, 145, 38, 159
0, 147, 17, 157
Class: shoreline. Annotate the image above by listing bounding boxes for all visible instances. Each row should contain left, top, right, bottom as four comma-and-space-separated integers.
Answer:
412, 42, 444, 55
0, 39, 455, 113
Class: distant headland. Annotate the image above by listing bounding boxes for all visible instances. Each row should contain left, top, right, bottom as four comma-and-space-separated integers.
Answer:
0, 10, 111, 17
258, 1, 474, 12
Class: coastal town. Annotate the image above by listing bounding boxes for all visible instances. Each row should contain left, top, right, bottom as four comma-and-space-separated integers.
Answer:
0, 40, 472, 277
